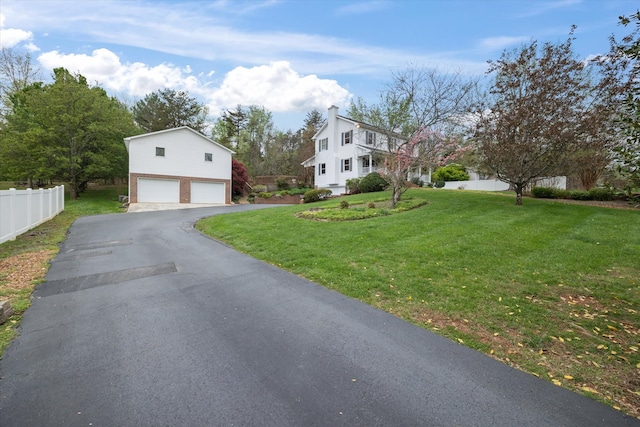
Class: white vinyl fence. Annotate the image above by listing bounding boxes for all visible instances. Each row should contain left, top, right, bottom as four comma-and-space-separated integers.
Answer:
440, 176, 566, 192
0, 186, 65, 244
442, 179, 510, 191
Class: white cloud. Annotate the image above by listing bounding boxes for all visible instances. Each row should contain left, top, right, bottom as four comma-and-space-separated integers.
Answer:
35, 48, 351, 116
336, 1, 390, 15
37, 48, 208, 97
0, 13, 35, 48
478, 36, 531, 52
1, 1, 484, 77
513, 0, 581, 18
207, 61, 352, 115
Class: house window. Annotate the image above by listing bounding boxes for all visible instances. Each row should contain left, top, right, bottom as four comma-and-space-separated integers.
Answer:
341, 158, 352, 172
319, 163, 326, 175
204, 153, 213, 162
366, 131, 376, 145
155, 147, 165, 157
341, 130, 352, 145
318, 138, 328, 151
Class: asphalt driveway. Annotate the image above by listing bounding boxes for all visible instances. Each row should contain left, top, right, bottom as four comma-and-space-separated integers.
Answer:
0, 205, 637, 426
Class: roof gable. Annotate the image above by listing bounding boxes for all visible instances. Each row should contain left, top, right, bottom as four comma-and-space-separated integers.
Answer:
311, 114, 406, 141
124, 126, 235, 154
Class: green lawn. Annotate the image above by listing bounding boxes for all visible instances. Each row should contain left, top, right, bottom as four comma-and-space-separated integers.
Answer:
196, 188, 640, 417
0, 185, 127, 354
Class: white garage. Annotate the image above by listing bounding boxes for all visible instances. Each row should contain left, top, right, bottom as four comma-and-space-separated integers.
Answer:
190, 181, 226, 204
137, 178, 180, 203
125, 127, 234, 205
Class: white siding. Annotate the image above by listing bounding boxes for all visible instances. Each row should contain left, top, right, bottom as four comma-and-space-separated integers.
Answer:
128, 128, 231, 180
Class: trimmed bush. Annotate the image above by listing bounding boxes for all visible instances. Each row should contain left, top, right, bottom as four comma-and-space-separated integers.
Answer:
275, 178, 290, 190
303, 188, 333, 203
252, 184, 267, 194
258, 192, 272, 198
569, 190, 591, 201
288, 187, 311, 195
434, 181, 445, 188
589, 188, 614, 201
532, 187, 556, 199
346, 178, 361, 194
360, 172, 388, 193
340, 200, 349, 209
432, 164, 469, 182
410, 177, 424, 187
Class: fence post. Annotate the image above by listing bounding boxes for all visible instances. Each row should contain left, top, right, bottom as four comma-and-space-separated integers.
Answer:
8, 188, 17, 241
61, 185, 65, 213
26, 188, 33, 232
49, 187, 54, 218
38, 188, 43, 223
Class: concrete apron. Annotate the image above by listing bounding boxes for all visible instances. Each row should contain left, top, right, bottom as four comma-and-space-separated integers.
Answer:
127, 203, 227, 213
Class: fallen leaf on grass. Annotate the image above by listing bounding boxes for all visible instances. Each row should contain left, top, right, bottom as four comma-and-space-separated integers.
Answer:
582, 386, 599, 394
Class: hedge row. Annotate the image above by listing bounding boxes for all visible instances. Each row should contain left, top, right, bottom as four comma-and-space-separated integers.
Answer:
531, 187, 616, 201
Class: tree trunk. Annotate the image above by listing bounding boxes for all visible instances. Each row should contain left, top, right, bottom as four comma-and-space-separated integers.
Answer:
390, 185, 401, 209
515, 184, 523, 205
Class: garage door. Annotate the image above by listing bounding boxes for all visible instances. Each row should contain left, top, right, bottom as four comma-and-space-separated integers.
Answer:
138, 178, 180, 203
191, 181, 226, 204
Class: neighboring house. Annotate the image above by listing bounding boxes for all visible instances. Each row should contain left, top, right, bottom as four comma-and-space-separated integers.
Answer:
124, 127, 234, 204
302, 106, 406, 195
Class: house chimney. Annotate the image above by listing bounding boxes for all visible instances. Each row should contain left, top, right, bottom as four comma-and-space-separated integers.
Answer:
328, 106, 339, 152
328, 105, 338, 122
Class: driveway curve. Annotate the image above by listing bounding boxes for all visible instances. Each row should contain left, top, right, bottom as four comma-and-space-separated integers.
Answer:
1, 205, 638, 426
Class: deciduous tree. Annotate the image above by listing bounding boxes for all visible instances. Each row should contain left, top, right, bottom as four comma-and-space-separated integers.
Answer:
231, 158, 249, 197
0, 47, 41, 121
476, 30, 590, 205
299, 109, 324, 186
349, 66, 476, 207
0, 68, 137, 198
615, 11, 640, 189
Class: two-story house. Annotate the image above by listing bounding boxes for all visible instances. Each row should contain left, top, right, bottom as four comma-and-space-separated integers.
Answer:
302, 106, 407, 195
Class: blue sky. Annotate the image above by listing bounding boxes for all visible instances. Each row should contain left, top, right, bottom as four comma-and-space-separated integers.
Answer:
0, 0, 635, 130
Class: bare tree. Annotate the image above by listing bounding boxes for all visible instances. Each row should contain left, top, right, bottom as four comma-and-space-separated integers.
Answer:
349, 66, 477, 207
476, 30, 591, 205
0, 47, 41, 120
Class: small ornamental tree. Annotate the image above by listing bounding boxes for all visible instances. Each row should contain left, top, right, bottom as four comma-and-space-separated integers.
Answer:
231, 158, 249, 197
476, 30, 588, 205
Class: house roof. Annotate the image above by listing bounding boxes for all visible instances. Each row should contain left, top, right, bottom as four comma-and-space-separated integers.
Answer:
124, 126, 235, 154
311, 114, 407, 141
300, 155, 315, 167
